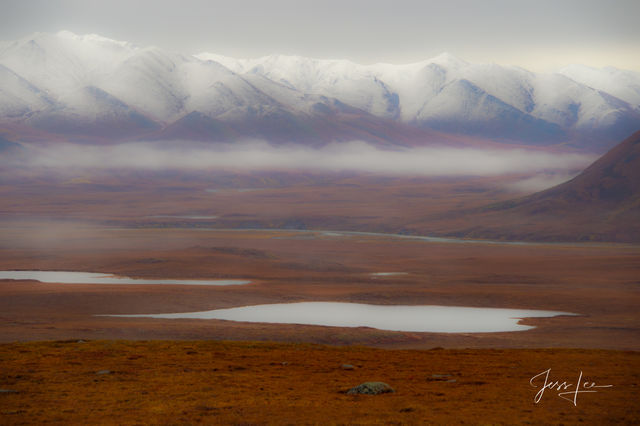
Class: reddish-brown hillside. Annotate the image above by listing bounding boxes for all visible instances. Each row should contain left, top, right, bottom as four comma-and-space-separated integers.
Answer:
529, 129, 640, 205
448, 130, 640, 242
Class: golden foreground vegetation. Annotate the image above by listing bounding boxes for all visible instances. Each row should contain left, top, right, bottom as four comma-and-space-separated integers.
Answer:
0, 340, 638, 425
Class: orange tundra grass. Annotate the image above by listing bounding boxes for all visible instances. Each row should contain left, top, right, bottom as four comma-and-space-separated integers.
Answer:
0, 340, 638, 425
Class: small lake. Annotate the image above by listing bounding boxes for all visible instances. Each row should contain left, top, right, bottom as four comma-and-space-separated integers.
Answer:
205, 188, 262, 193
147, 215, 218, 220
104, 302, 575, 333
371, 272, 408, 277
0, 271, 250, 286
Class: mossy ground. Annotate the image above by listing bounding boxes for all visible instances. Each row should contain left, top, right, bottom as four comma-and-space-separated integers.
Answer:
1, 340, 638, 425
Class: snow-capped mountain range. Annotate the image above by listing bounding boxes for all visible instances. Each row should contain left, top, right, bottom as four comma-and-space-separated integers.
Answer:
1, 31, 639, 151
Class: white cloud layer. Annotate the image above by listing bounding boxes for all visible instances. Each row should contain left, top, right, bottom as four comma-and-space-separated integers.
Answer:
505, 172, 580, 193
7, 141, 596, 177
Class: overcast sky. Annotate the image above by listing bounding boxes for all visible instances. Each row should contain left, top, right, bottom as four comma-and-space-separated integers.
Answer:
1, 0, 638, 71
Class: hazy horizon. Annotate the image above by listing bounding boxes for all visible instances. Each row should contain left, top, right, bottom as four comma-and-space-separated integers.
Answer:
5, 29, 640, 75
1, 0, 638, 72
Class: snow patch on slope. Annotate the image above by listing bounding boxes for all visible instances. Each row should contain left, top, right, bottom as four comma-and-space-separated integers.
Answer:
558, 64, 640, 108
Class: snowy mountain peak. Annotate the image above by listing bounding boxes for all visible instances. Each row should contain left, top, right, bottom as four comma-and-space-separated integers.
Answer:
558, 64, 640, 108
1, 32, 639, 151
55, 30, 136, 49
194, 52, 242, 71
428, 52, 468, 68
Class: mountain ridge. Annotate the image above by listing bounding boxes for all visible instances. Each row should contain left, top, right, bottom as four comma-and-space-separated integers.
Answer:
1, 31, 639, 151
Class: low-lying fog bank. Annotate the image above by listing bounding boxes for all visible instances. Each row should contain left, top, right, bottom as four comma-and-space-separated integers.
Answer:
3, 140, 594, 177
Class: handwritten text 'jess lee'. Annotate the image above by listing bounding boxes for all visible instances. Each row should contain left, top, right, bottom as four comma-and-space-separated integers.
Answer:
530, 369, 613, 406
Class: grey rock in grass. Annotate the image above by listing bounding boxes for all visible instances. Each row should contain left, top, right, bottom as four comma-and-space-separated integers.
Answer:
347, 381, 394, 395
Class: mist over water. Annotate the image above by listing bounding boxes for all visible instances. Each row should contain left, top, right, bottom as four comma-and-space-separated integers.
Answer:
5, 140, 595, 177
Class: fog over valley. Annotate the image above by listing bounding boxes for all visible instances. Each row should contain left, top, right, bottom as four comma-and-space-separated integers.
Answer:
3, 140, 595, 178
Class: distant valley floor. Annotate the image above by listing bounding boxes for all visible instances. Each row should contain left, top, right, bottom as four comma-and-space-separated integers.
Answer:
0, 226, 637, 350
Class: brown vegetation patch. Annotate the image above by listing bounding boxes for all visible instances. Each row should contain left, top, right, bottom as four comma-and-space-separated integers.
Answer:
0, 340, 637, 424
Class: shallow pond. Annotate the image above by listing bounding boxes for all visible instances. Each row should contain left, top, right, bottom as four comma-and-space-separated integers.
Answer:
147, 215, 218, 220
371, 272, 408, 277
104, 301, 575, 333
0, 271, 250, 286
